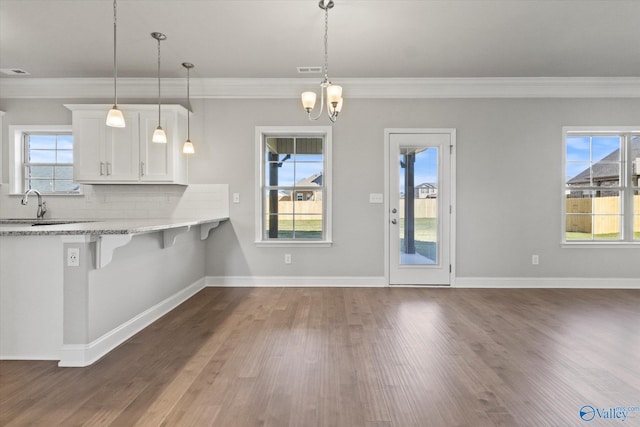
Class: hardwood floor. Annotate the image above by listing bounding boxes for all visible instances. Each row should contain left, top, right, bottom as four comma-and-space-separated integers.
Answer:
1, 287, 639, 426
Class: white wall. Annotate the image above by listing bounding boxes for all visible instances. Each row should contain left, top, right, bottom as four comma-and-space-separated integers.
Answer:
2, 96, 640, 283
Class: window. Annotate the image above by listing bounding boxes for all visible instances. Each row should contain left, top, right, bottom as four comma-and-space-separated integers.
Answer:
9, 125, 79, 194
255, 126, 332, 246
563, 127, 639, 243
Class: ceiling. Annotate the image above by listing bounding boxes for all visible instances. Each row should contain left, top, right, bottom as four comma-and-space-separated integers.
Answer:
1, 0, 639, 81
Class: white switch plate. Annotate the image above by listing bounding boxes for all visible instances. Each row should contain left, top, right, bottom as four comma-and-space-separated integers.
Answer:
532, 254, 539, 265
369, 193, 383, 203
284, 254, 292, 264
233, 193, 240, 203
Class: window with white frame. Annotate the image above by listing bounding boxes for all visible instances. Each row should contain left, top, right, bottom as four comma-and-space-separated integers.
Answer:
9, 126, 79, 194
563, 127, 639, 243
256, 126, 332, 245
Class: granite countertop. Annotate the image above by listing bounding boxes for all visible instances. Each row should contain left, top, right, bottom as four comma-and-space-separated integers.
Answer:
0, 217, 228, 237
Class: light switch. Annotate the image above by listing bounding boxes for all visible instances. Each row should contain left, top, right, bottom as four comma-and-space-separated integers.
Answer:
233, 193, 240, 204
369, 193, 383, 204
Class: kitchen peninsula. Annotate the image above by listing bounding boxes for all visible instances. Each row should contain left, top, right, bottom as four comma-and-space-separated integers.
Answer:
0, 216, 227, 367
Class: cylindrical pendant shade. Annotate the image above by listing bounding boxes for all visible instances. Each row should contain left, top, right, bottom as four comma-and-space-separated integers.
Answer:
106, 106, 126, 128
152, 126, 167, 143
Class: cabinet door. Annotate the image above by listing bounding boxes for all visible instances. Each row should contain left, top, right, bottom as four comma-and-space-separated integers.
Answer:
73, 112, 108, 182
106, 112, 140, 182
139, 111, 172, 182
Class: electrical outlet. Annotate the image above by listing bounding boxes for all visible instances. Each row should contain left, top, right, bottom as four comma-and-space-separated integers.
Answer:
67, 248, 80, 267
532, 254, 539, 265
284, 254, 292, 264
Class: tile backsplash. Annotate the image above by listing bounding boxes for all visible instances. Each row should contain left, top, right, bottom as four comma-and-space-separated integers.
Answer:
0, 184, 229, 220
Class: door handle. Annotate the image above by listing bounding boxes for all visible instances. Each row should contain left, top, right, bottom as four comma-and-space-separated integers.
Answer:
392, 208, 397, 213
100, 162, 105, 176
391, 219, 397, 224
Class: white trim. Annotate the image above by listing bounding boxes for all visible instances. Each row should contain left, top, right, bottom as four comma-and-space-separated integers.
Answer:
8, 125, 73, 194
384, 128, 456, 286
255, 126, 332, 245
562, 126, 640, 245
454, 277, 640, 289
58, 277, 206, 367
2, 77, 639, 99
206, 276, 386, 288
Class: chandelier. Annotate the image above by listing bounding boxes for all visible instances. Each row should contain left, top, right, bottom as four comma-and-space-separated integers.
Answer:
301, 0, 343, 123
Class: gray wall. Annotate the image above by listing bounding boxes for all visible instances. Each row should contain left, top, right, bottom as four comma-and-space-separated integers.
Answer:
2, 97, 640, 280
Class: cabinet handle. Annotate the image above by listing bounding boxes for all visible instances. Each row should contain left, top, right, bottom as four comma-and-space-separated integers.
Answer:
100, 162, 105, 176
106, 162, 112, 176
140, 162, 145, 176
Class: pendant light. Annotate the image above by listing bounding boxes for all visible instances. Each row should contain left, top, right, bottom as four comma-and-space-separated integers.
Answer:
151, 32, 167, 143
106, 0, 125, 128
301, 0, 344, 123
182, 62, 195, 154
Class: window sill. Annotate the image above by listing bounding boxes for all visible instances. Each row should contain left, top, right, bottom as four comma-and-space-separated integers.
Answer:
255, 240, 333, 248
562, 242, 640, 249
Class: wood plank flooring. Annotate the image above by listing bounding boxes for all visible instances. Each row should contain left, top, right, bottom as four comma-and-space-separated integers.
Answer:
1, 287, 639, 426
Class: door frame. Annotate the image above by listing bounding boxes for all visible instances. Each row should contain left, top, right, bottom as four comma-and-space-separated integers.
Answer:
384, 128, 457, 286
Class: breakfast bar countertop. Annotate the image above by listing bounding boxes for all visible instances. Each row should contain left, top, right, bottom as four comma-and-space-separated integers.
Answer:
0, 217, 228, 237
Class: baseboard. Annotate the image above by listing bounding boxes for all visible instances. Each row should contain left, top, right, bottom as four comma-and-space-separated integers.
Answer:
454, 277, 640, 289
58, 277, 207, 367
206, 276, 387, 287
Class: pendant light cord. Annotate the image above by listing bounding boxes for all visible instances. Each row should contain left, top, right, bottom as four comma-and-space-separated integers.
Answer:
186, 67, 190, 140
113, 0, 118, 104
157, 36, 162, 124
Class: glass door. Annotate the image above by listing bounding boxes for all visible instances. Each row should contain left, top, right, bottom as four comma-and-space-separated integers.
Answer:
388, 131, 452, 285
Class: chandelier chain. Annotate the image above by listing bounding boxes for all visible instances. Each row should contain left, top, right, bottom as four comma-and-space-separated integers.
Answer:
324, 5, 329, 81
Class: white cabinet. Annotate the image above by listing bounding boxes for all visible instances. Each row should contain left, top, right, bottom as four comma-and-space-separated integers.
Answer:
66, 104, 188, 185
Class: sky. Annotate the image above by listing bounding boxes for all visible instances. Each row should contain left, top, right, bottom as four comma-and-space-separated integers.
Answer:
565, 135, 620, 183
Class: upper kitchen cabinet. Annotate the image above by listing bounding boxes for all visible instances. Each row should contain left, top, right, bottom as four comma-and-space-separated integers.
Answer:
65, 104, 189, 185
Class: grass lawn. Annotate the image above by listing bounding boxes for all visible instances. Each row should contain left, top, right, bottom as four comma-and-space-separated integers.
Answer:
267, 219, 323, 239
399, 218, 438, 260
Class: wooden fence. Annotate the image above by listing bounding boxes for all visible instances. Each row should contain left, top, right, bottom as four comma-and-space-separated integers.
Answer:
267, 197, 639, 234
566, 195, 640, 234
265, 200, 323, 221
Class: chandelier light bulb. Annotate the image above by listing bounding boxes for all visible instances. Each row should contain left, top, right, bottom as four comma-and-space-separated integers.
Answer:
326, 84, 342, 105
301, 92, 317, 112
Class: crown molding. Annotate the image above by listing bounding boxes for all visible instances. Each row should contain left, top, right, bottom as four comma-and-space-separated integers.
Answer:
1, 77, 639, 100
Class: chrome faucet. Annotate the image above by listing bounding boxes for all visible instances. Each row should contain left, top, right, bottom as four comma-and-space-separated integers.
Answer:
21, 189, 47, 219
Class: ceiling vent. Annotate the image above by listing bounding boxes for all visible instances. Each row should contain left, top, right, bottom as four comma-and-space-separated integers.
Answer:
0, 68, 31, 76
297, 66, 323, 74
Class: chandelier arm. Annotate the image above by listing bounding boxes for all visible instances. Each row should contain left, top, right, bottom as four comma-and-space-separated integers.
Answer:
307, 86, 326, 121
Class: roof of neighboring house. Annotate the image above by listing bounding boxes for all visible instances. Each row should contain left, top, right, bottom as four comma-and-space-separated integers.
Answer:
417, 182, 437, 190
567, 141, 640, 185
296, 173, 322, 187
